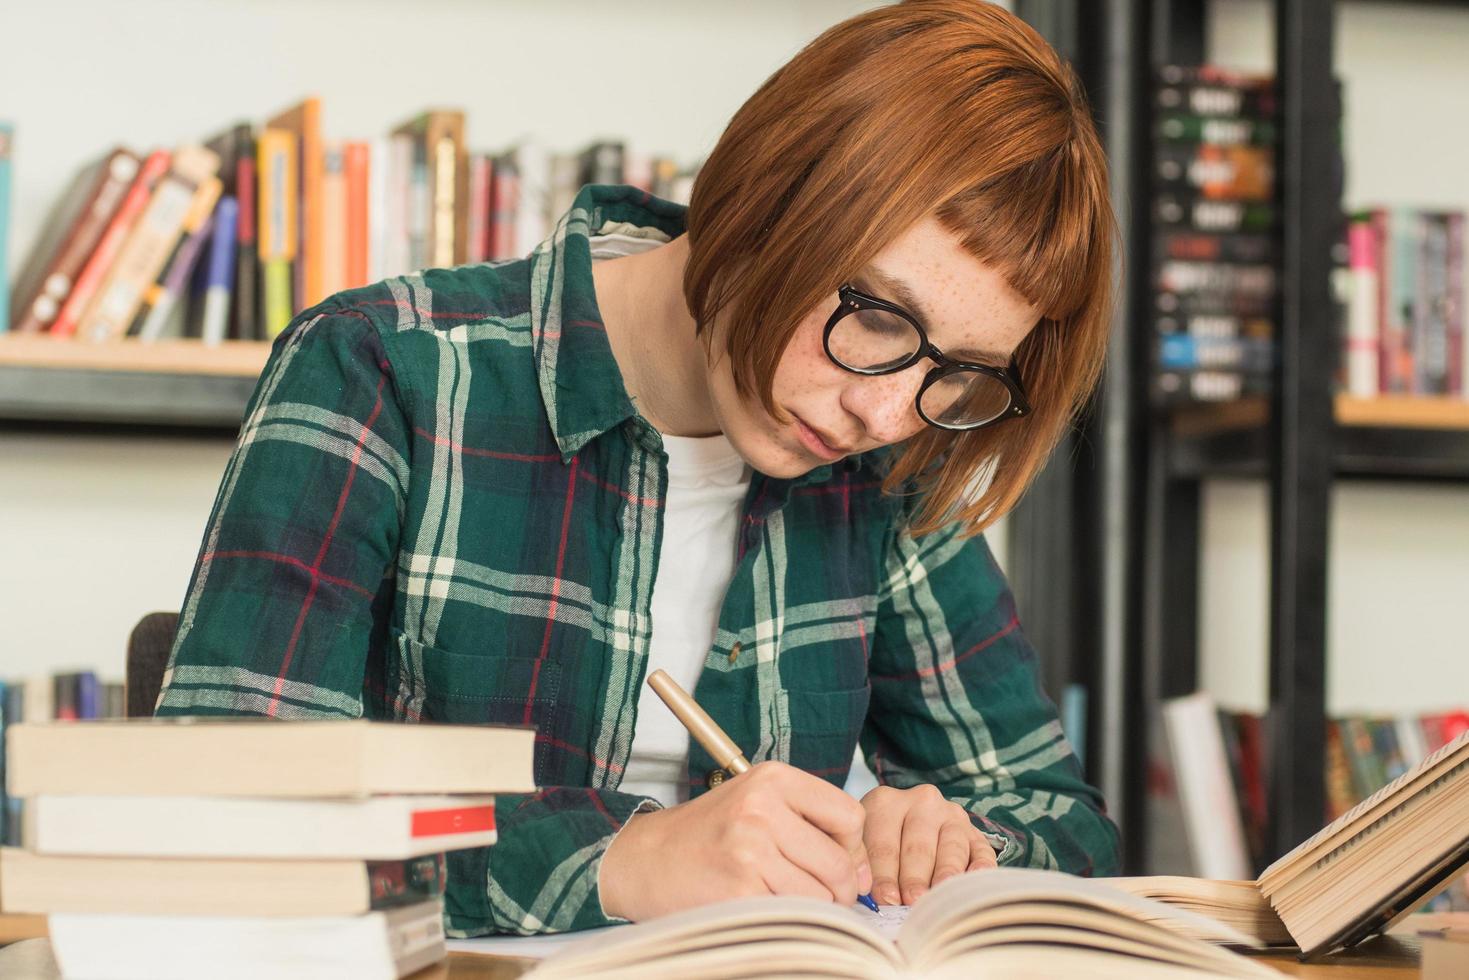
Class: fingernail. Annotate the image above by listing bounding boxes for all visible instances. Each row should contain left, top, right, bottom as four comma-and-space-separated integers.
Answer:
881, 887, 899, 905
909, 885, 927, 902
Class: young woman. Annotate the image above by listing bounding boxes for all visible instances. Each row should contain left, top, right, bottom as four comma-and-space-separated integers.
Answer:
156, 0, 1119, 935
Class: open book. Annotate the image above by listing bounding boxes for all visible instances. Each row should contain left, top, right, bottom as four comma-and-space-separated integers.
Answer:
1107, 876, 1292, 947
518, 869, 1279, 979
1258, 727, 1469, 956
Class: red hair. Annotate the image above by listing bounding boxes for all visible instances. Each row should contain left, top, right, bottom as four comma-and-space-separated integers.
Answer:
684, 0, 1116, 535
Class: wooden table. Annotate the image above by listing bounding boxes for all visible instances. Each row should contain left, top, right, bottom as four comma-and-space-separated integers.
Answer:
4, 931, 1421, 978
423, 935, 1422, 979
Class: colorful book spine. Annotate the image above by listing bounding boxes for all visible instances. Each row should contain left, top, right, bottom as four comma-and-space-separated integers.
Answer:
344, 141, 370, 289
1415, 213, 1450, 394
0, 123, 12, 333
257, 127, 298, 337
490, 152, 519, 261
1346, 217, 1380, 397
200, 197, 239, 345
320, 141, 347, 300
233, 134, 258, 340
384, 133, 413, 277
266, 97, 322, 313
467, 153, 491, 264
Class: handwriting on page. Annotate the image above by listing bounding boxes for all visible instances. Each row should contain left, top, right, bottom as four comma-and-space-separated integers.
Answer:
853, 902, 910, 941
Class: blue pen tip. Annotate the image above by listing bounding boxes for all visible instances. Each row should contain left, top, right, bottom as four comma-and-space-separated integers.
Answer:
857, 893, 880, 913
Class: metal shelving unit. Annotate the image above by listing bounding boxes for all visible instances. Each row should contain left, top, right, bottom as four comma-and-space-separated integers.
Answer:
1016, 0, 1469, 872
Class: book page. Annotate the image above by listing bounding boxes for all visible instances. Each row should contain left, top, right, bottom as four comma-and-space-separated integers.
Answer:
852, 901, 909, 943
897, 868, 1259, 954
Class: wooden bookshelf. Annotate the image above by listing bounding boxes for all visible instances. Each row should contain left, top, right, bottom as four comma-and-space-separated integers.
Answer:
1171, 395, 1469, 437
0, 336, 271, 376
1166, 395, 1469, 482
0, 336, 271, 430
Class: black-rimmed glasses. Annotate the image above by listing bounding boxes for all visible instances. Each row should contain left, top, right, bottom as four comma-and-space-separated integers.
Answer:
822, 283, 1032, 431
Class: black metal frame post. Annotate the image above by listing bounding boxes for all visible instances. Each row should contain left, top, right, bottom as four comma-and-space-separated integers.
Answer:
1267, 0, 1336, 861
1014, 0, 1152, 870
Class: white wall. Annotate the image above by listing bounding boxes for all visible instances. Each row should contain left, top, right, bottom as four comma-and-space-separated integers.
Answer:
0, 0, 899, 681
1198, 0, 1469, 714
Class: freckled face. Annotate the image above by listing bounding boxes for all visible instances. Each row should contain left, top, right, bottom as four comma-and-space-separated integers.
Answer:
704, 216, 1042, 478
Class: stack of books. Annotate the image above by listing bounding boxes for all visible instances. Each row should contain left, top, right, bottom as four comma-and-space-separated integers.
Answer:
1149, 65, 1283, 406
1342, 207, 1466, 398
3, 97, 700, 343
0, 718, 535, 979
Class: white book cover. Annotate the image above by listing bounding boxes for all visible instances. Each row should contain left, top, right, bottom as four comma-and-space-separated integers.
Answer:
49, 898, 445, 980
32, 793, 496, 860
512, 139, 550, 259
1162, 692, 1253, 881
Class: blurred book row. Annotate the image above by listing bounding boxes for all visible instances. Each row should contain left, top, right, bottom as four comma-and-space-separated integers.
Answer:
0, 98, 698, 345
1160, 690, 1469, 913
0, 670, 124, 846
1343, 208, 1465, 398
1150, 65, 1285, 406
1148, 65, 1469, 406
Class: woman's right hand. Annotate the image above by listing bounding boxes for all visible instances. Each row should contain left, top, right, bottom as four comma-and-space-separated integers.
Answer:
597, 760, 873, 922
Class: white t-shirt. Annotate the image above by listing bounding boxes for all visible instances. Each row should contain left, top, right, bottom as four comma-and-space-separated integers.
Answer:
619, 433, 751, 807
589, 229, 753, 809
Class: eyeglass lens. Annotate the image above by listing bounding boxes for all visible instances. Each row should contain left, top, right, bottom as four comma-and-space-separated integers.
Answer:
828, 306, 1014, 427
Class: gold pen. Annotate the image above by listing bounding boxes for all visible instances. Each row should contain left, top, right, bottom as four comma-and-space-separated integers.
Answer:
644, 668, 881, 914
646, 668, 750, 775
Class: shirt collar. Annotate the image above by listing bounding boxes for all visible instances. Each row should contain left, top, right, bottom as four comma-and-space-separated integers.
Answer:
528, 183, 689, 462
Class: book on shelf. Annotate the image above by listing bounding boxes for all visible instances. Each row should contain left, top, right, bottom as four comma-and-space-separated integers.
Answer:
257, 125, 299, 338
131, 183, 221, 342
0, 849, 447, 917
197, 195, 240, 344
46, 899, 445, 980
391, 109, 467, 270
1342, 207, 1466, 399
267, 97, 324, 315
515, 869, 1275, 979
1161, 692, 1254, 880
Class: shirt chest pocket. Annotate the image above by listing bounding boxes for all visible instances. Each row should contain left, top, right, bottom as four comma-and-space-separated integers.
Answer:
389, 627, 560, 780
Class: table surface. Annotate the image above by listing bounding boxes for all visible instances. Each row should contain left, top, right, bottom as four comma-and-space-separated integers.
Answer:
420, 934, 1423, 979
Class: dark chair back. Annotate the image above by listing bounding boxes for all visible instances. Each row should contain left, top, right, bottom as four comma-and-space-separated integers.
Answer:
126, 612, 179, 717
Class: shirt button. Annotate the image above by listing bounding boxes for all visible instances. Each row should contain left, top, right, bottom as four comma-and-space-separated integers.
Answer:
727, 642, 742, 664
707, 768, 728, 788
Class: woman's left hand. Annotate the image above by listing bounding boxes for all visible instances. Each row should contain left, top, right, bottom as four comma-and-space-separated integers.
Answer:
860, 783, 998, 906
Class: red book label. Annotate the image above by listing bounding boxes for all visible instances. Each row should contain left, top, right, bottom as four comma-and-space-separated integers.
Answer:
410, 805, 495, 838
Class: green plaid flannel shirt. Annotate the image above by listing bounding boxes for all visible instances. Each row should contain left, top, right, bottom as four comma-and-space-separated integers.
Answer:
155, 183, 1120, 935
